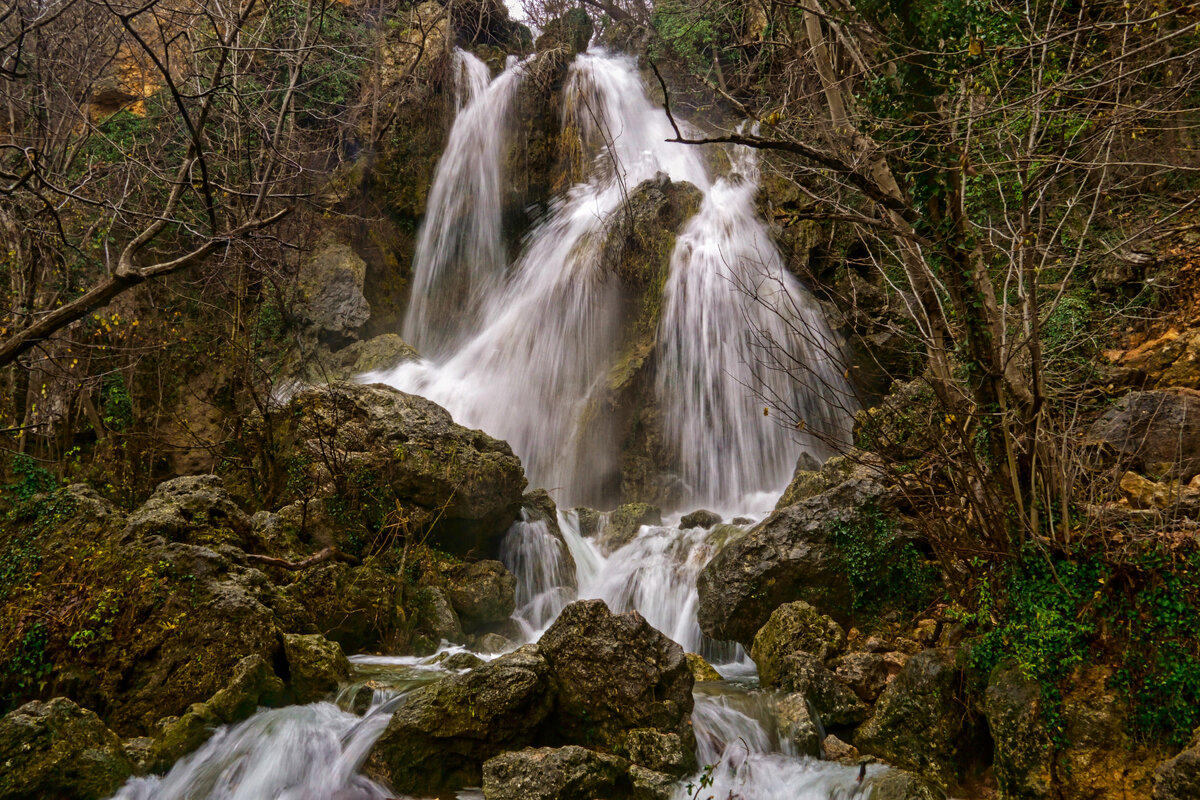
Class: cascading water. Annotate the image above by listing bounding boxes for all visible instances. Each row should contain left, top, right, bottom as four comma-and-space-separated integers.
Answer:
401, 50, 526, 356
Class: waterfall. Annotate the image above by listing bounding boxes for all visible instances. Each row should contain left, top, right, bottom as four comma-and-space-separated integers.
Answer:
402, 50, 526, 356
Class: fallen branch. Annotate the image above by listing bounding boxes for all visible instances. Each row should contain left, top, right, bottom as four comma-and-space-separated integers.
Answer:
245, 546, 358, 571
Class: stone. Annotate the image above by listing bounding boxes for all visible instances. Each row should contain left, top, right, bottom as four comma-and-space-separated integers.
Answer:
538, 600, 694, 764
0, 698, 132, 800
367, 645, 553, 795
1154, 740, 1200, 799
1056, 666, 1152, 800
477, 633, 516, 654
523, 490, 578, 592
282, 633, 351, 704
122, 474, 251, 548
413, 585, 465, 644
751, 601, 847, 686
620, 728, 693, 775
482, 745, 627, 800
833, 652, 890, 703
1085, 390, 1200, 480
862, 769, 948, 800
332, 333, 418, 376
822, 734, 859, 762
680, 509, 722, 529
297, 237, 370, 335
698, 463, 894, 647
535, 8, 593, 55
437, 651, 486, 670
281, 562, 401, 653
598, 503, 663, 554
855, 648, 966, 788
985, 661, 1053, 799
686, 652, 723, 682
572, 506, 602, 537
440, 560, 517, 630
773, 652, 868, 726
774, 693, 821, 757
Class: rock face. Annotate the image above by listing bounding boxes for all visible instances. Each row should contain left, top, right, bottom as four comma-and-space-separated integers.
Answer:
698, 465, 891, 646
855, 648, 967, 789
0, 698, 132, 800
122, 474, 252, 549
751, 601, 846, 686
482, 746, 627, 800
538, 599, 694, 754
266, 382, 527, 557
1155, 738, 1200, 800
985, 662, 1053, 799
367, 645, 553, 795
281, 633, 350, 704
280, 562, 402, 653
1086, 390, 1200, 480
297, 237, 370, 337
770, 652, 868, 726
441, 560, 517, 630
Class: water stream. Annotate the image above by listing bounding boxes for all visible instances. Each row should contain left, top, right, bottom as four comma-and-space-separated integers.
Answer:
109, 46, 873, 800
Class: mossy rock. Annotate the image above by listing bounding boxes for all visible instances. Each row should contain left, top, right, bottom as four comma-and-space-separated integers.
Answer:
597, 502, 662, 554
282, 634, 351, 704
751, 601, 847, 687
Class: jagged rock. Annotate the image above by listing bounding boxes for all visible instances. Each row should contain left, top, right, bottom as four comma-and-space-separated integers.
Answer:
282, 633, 350, 704
680, 509, 722, 529
686, 652, 723, 682
621, 728, 693, 775
539, 600, 694, 766
367, 645, 553, 794
1086, 390, 1200, 480
332, 333, 419, 376
0, 698, 132, 800
1154, 736, 1200, 799
598, 502, 663, 554
751, 601, 847, 685
440, 560, 517, 630
1119, 470, 1200, 510
1105, 326, 1200, 391
698, 465, 893, 646
298, 237, 370, 336
855, 648, 966, 788
265, 382, 527, 557
832, 652, 890, 703
123, 474, 251, 548
482, 745, 626, 800
863, 769, 948, 800
771, 652, 868, 726
280, 562, 401, 653
985, 661, 1053, 799
776, 451, 842, 508
774, 693, 821, 757
413, 585, 465, 644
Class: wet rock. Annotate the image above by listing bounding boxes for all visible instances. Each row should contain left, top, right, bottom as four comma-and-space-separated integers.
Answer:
751, 601, 847, 685
482, 745, 626, 800
437, 651, 486, 670
331, 333, 418, 377
771, 652, 868, 726
985, 661, 1053, 799
367, 645, 552, 794
280, 562, 401, 653
621, 728, 693, 775
822, 734, 859, 762
123, 474, 251, 548
539, 599, 694, 765
440, 560, 517, 630
1085, 390, 1200, 480
519, 491, 578, 593
680, 509, 722, 529
855, 648, 966, 788
686, 652, 723, 682
0, 698, 132, 800
477, 633, 516, 654
572, 506, 602, 537
833, 652, 890, 703
863, 769, 947, 800
774, 693, 821, 757
266, 382, 527, 557
1154, 736, 1200, 799
698, 464, 893, 647
598, 502, 663, 554
297, 237, 370, 336
1056, 666, 1152, 800
282, 633, 351, 704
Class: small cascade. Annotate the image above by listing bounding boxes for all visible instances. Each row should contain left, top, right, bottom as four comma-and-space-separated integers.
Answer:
656, 143, 856, 507
500, 508, 580, 636
402, 50, 526, 356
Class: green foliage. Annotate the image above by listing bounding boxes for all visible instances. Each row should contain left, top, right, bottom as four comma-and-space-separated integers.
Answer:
101, 373, 133, 432
649, 0, 739, 75
2, 623, 50, 712
830, 506, 937, 613
6, 453, 56, 503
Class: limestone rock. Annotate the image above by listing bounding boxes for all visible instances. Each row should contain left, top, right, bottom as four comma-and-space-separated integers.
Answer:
440, 560, 517, 630
832, 652, 890, 703
772, 652, 868, 726
686, 652, 722, 682
598, 502, 663, 554
367, 645, 553, 794
822, 734, 859, 762
680, 509, 722, 529
482, 745, 626, 800
774, 693, 821, 757
985, 661, 1053, 799
413, 585, 465, 644
855, 648, 966, 788
863, 769, 948, 800
123, 474, 251, 548
298, 238, 370, 336
1154, 739, 1200, 799
282, 633, 351, 704
1086, 390, 1200, 480
332, 333, 418, 377
535, 9, 593, 55
539, 599, 694, 764
520, 490, 578, 593
0, 698, 132, 800
751, 601, 846, 686
280, 562, 401, 653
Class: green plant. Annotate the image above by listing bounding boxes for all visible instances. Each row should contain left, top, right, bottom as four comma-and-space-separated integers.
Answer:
830, 506, 937, 613
6, 453, 56, 504
101, 373, 133, 431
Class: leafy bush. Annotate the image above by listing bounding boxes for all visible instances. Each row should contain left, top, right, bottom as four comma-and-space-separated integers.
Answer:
830, 506, 938, 613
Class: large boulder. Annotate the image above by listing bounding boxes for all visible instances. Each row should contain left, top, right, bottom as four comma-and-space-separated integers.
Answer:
278, 562, 402, 653
774, 693, 821, 757
1085, 390, 1200, 480
985, 661, 1053, 799
297, 237, 370, 337
122, 474, 252, 549
697, 467, 891, 647
855, 648, 967, 789
538, 599, 694, 760
367, 645, 553, 795
769, 652, 868, 727
862, 769, 948, 800
751, 601, 846, 686
440, 560, 517, 631
281, 633, 351, 704
0, 698, 132, 800
261, 382, 527, 557
482, 746, 627, 800
1155, 737, 1200, 799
